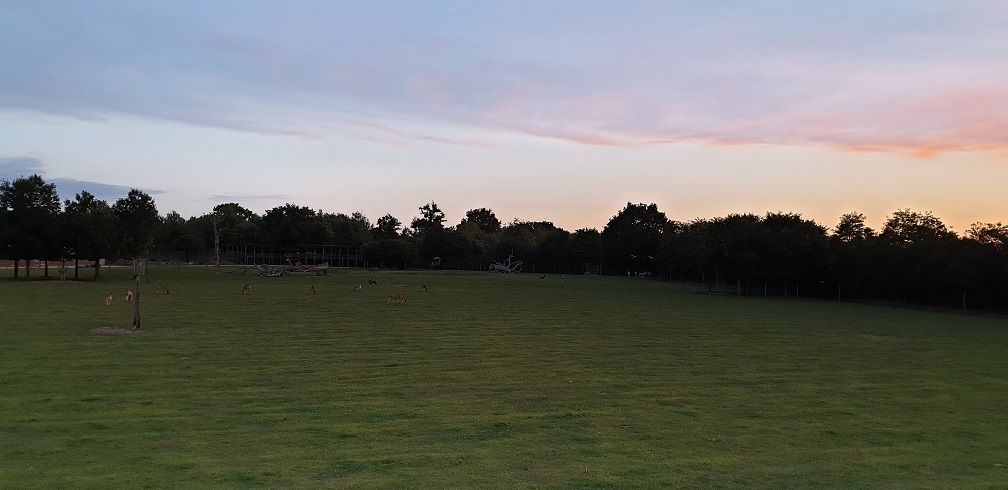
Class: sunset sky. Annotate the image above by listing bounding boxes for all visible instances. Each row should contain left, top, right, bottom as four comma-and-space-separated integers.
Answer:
1, 1, 1006, 232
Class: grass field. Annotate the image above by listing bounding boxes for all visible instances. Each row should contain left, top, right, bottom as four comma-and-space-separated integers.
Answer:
1, 266, 1007, 487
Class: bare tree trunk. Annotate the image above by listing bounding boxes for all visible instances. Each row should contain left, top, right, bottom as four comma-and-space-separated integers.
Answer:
13, 259, 19, 279
44, 259, 49, 277
132, 273, 141, 329
94, 258, 100, 279
25, 259, 30, 278
74, 258, 79, 280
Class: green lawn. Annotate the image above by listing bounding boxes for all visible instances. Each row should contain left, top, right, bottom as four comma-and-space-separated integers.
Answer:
1, 266, 1006, 487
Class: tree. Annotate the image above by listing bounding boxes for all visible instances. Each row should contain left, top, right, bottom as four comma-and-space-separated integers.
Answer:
410, 201, 446, 235
322, 211, 372, 247
601, 202, 669, 273
0, 175, 61, 279
64, 191, 116, 279
113, 189, 161, 258
158, 211, 202, 263
879, 210, 959, 304
709, 213, 766, 283
112, 189, 160, 329
570, 228, 603, 267
881, 209, 955, 245
261, 204, 326, 247
963, 223, 1008, 308
361, 238, 418, 269
460, 207, 501, 233
967, 222, 1008, 249
409, 202, 448, 259
373, 214, 402, 240
762, 212, 831, 294
833, 212, 875, 243
831, 212, 878, 299
212, 202, 261, 244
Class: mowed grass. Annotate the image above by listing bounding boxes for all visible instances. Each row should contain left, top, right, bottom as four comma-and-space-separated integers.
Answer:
1, 267, 1007, 488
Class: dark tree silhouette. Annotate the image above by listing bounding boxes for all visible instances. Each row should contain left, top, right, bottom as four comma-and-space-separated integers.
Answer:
601, 202, 670, 273
113, 189, 161, 258
460, 207, 501, 233
322, 212, 372, 247
373, 214, 402, 240
261, 204, 326, 247
64, 191, 116, 279
0, 174, 61, 279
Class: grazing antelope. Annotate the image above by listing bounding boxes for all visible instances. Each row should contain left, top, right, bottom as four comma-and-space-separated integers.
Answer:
353, 284, 363, 291
310, 285, 316, 294
368, 279, 378, 287
156, 283, 170, 295
105, 291, 113, 306
397, 293, 407, 304
125, 289, 133, 302
387, 293, 407, 304
241, 283, 252, 294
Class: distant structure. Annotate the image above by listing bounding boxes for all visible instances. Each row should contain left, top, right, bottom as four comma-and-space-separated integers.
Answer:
221, 244, 362, 267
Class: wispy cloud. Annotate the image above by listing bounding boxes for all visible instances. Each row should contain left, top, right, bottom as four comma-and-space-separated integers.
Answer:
209, 193, 290, 202
0, 156, 160, 202
0, 2, 1005, 155
0, 156, 44, 178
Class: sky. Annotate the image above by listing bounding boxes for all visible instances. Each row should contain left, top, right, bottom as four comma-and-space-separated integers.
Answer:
1, 1, 1006, 233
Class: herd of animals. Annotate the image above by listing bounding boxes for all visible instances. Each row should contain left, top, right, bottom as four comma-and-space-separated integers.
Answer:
103, 278, 424, 306
103, 271, 587, 308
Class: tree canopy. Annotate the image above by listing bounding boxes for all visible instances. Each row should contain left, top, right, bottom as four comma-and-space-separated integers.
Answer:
2, 174, 1007, 311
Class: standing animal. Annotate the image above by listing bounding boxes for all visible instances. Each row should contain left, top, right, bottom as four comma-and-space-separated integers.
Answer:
397, 293, 407, 304
353, 284, 363, 291
105, 291, 113, 306
368, 279, 378, 286
242, 283, 252, 294
310, 285, 317, 294
422, 284, 428, 291
387, 293, 407, 304
156, 283, 170, 295
125, 289, 133, 301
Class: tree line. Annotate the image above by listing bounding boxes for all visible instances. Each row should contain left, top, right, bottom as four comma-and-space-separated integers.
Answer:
2, 174, 1006, 310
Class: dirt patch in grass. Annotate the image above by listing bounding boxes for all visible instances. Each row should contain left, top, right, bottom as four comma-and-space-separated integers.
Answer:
89, 327, 192, 336
856, 333, 908, 342
90, 327, 144, 335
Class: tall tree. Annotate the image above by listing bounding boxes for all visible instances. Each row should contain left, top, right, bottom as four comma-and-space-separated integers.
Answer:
212, 202, 261, 244
879, 209, 958, 304
373, 214, 402, 240
0, 175, 61, 279
409, 202, 447, 259
322, 211, 372, 247
410, 201, 446, 235
460, 207, 501, 233
113, 189, 159, 329
261, 204, 326, 247
601, 202, 669, 273
762, 212, 831, 294
158, 211, 202, 262
113, 189, 161, 258
64, 191, 116, 279
570, 228, 603, 267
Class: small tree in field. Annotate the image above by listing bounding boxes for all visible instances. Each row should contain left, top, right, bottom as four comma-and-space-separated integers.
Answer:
113, 189, 160, 328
